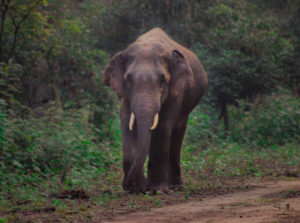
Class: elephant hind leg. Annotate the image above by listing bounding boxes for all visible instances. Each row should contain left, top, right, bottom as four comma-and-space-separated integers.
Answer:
168, 116, 188, 189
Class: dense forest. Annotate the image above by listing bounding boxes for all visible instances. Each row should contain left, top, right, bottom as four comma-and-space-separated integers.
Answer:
0, 0, 299, 221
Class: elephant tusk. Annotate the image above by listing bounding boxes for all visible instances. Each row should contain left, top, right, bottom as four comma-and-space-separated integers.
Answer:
150, 113, 159, 130
129, 112, 135, 131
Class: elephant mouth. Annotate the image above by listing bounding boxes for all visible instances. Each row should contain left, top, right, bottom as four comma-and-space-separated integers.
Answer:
129, 112, 159, 131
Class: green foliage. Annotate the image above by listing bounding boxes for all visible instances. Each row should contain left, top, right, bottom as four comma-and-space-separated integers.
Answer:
184, 91, 300, 177
229, 92, 300, 147
190, 0, 294, 129
187, 91, 300, 149
186, 104, 221, 149
0, 101, 121, 199
182, 141, 300, 178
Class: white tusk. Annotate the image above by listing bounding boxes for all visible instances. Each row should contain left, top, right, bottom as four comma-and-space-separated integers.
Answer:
150, 113, 159, 130
129, 112, 135, 131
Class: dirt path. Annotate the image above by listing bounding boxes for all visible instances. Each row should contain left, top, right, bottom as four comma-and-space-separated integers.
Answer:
104, 180, 300, 223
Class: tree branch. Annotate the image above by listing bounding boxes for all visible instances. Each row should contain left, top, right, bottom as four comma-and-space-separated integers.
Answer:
6, 0, 40, 62
0, 0, 10, 62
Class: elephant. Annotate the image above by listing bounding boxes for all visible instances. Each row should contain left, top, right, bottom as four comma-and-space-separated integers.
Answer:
104, 28, 207, 193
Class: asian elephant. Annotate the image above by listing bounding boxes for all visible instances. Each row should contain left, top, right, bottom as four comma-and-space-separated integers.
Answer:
104, 28, 207, 193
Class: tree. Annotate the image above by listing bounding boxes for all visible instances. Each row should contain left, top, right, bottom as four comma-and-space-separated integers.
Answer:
191, 0, 293, 131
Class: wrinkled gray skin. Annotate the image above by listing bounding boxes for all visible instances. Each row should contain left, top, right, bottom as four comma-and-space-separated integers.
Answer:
104, 28, 207, 193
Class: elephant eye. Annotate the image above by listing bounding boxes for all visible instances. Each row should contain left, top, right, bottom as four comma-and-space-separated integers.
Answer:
158, 74, 166, 87
126, 74, 133, 83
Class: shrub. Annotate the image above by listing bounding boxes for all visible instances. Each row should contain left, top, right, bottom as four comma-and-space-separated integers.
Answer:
229, 92, 300, 147
186, 91, 300, 149
0, 101, 121, 199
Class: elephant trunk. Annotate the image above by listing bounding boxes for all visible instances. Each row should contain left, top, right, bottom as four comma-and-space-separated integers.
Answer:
124, 92, 160, 191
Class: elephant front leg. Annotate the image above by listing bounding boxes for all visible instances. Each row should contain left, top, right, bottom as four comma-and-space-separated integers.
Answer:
167, 116, 188, 190
147, 128, 171, 192
122, 145, 147, 193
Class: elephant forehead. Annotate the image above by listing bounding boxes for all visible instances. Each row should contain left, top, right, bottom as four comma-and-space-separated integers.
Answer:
126, 60, 158, 75
126, 60, 170, 83
125, 42, 166, 58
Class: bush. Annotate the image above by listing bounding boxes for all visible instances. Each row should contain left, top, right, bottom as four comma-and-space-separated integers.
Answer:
229, 92, 300, 147
185, 104, 222, 150
0, 101, 121, 199
186, 91, 300, 149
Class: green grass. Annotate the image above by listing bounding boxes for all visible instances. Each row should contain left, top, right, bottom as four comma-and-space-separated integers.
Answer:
182, 142, 300, 178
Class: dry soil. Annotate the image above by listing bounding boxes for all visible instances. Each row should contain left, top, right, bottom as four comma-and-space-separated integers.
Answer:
104, 180, 300, 223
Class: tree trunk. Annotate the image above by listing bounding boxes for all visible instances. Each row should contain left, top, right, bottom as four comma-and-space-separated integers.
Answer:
220, 101, 229, 133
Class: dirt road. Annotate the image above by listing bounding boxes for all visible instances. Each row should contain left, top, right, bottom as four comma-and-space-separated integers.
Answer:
104, 180, 300, 223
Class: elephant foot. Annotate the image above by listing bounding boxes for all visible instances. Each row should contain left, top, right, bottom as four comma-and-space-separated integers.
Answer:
147, 183, 169, 194
124, 184, 146, 194
168, 184, 184, 191
167, 176, 183, 191
148, 189, 169, 195
122, 175, 147, 194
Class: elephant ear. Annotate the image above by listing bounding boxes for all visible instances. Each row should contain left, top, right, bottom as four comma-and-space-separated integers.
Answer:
170, 50, 195, 95
103, 52, 125, 99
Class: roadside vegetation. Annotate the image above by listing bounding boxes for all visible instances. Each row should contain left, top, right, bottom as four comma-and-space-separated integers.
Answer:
0, 0, 299, 222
